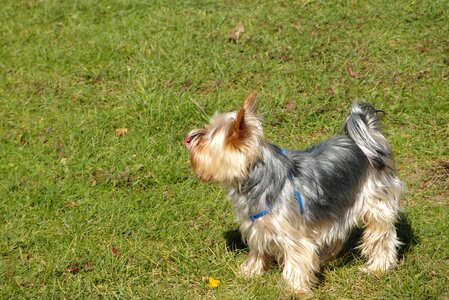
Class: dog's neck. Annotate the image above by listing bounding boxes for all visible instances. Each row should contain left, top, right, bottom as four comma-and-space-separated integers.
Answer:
228, 144, 295, 220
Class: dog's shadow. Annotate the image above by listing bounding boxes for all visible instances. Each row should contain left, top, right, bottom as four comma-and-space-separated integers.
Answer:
223, 227, 248, 252
223, 212, 418, 268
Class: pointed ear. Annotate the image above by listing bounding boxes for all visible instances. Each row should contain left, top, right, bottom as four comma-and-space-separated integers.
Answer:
243, 90, 257, 115
227, 106, 248, 146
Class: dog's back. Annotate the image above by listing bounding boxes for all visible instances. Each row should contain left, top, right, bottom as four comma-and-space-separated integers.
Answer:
287, 136, 369, 223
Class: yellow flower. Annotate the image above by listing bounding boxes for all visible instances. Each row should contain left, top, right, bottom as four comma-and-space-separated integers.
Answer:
206, 276, 220, 288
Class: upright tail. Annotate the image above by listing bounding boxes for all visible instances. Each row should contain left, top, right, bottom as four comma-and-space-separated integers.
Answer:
343, 102, 393, 169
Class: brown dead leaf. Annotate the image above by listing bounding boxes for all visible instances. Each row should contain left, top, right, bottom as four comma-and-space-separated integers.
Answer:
346, 64, 359, 78
112, 246, 122, 257
84, 259, 92, 272
66, 262, 80, 274
115, 128, 128, 137
89, 169, 108, 186
285, 99, 297, 111
227, 22, 244, 42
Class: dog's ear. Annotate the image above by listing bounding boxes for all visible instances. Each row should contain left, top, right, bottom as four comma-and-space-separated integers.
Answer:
227, 107, 250, 148
227, 91, 259, 147
243, 90, 257, 115
228, 106, 248, 143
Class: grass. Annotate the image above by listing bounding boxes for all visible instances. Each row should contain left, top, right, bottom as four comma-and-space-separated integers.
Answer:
1, 0, 448, 298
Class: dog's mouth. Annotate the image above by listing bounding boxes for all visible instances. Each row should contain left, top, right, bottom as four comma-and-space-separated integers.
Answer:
184, 131, 202, 149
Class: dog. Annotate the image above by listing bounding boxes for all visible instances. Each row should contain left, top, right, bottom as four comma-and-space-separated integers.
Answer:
184, 91, 402, 294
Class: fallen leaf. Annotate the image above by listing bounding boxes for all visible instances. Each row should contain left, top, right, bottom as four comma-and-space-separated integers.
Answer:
285, 99, 297, 111
64, 201, 78, 207
112, 246, 122, 257
346, 64, 359, 78
89, 168, 113, 185
206, 276, 220, 288
66, 262, 80, 274
227, 22, 244, 42
115, 128, 128, 137
84, 259, 92, 272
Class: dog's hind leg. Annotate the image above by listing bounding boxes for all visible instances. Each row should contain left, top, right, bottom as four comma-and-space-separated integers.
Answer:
358, 172, 402, 272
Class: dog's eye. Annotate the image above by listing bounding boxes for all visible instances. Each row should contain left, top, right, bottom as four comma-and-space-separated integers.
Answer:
194, 130, 208, 140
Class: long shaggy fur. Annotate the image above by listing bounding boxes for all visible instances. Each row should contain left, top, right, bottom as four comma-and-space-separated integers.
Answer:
185, 92, 402, 294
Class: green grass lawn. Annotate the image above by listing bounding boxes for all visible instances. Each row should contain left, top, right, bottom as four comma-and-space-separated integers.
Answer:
1, 0, 448, 298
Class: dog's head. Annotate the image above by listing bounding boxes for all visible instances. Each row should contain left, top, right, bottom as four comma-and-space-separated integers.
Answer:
185, 91, 264, 185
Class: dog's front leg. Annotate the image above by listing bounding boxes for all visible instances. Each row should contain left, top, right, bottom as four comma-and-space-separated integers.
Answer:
279, 233, 319, 295
240, 248, 269, 276
239, 221, 270, 276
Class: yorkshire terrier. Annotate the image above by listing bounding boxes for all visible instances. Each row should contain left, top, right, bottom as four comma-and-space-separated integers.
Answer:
185, 91, 402, 294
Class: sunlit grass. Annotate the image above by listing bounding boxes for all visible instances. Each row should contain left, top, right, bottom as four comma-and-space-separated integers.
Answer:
1, 0, 448, 298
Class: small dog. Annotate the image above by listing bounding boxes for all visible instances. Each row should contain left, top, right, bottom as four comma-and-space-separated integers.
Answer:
185, 92, 402, 294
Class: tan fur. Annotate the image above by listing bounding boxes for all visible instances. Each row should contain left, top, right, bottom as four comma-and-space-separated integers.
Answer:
239, 215, 319, 294
187, 92, 263, 185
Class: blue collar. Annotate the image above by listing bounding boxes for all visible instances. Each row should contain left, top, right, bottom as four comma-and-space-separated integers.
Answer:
249, 207, 271, 222
249, 148, 304, 222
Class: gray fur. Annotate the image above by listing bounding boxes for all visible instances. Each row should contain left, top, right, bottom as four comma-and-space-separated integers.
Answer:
343, 102, 390, 168
230, 102, 397, 226
288, 136, 369, 223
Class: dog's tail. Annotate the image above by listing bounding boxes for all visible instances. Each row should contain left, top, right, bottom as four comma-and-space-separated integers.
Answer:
343, 102, 392, 169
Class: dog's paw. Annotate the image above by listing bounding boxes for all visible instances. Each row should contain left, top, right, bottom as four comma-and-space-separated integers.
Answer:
359, 262, 395, 274
294, 288, 314, 298
239, 262, 264, 277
